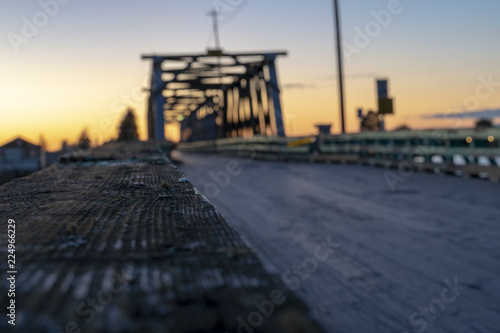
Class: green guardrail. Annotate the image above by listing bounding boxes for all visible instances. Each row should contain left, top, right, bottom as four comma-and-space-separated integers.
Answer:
176, 129, 500, 168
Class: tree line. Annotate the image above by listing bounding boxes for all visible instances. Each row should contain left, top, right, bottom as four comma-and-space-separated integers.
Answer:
59, 108, 139, 152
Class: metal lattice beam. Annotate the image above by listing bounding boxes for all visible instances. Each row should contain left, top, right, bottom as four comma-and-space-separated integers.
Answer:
142, 51, 287, 141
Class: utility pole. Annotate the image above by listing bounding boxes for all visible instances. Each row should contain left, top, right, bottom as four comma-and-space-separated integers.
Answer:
333, 0, 346, 133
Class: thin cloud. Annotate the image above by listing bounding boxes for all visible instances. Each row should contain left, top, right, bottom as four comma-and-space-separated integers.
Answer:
422, 109, 500, 120
318, 73, 378, 81
282, 83, 317, 90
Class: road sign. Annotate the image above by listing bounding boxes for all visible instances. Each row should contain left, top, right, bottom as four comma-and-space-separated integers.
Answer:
378, 98, 394, 115
376, 79, 388, 98
287, 137, 316, 147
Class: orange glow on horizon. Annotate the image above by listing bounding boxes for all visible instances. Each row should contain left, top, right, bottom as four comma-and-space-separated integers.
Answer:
1, 84, 497, 152
2, 1, 500, 152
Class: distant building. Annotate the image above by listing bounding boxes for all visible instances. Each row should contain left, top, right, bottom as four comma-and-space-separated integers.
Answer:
0, 137, 44, 185
0, 137, 43, 171
315, 124, 332, 135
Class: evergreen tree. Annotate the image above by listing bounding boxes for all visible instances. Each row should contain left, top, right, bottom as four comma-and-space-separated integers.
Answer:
61, 139, 69, 151
361, 111, 381, 132
394, 124, 411, 131
39, 134, 47, 151
118, 108, 139, 141
476, 118, 493, 128
78, 129, 91, 150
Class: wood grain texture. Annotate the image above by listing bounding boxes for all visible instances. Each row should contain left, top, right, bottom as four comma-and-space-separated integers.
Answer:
0, 142, 324, 333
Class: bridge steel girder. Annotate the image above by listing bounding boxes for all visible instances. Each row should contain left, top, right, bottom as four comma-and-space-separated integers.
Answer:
266, 56, 285, 137
146, 59, 167, 140
142, 51, 287, 142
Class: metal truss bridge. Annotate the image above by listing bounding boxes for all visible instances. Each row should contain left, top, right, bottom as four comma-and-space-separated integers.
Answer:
143, 51, 287, 142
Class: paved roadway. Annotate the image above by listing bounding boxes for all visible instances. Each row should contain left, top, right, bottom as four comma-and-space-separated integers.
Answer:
174, 152, 500, 333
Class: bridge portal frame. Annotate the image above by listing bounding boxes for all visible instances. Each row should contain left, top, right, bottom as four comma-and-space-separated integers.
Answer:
142, 51, 287, 142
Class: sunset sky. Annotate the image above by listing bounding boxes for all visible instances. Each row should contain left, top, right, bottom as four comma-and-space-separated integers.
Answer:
1, 0, 500, 151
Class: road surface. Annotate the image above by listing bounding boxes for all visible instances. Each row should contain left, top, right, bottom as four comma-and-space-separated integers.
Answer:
174, 151, 500, 333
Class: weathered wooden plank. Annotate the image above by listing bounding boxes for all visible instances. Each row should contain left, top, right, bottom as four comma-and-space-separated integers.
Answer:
0, 142, 324, 333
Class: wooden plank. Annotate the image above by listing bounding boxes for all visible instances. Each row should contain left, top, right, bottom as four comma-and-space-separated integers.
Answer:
0, 142, 324, 333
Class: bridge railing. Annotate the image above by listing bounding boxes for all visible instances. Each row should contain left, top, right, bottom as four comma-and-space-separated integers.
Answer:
177, 136, 316, 159
317, 129, 500, 180
176, 128, 500, 180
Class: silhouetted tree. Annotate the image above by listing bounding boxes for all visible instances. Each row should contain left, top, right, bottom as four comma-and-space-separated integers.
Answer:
394, 124, 411, 131
78, 129, 91, 150
118, 108, 139, 141
361, 111, 381, 131
476, 118, 493, 129
39, 134, 47, 151
61, 140, 69, 151
39, 134, 47, 168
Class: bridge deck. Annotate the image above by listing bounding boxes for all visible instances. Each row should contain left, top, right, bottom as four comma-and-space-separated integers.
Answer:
176, 151, 500, 333
0, 142, 324, 333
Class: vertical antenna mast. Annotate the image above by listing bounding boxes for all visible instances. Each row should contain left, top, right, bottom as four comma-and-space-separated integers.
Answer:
207, 9, 224, 109
208, 9, 221, 51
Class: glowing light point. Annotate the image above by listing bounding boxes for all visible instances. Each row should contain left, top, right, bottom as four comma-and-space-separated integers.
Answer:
178, 115, 184, 122
488, 135, 495, 142
466, 137, 473, 144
